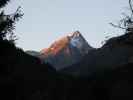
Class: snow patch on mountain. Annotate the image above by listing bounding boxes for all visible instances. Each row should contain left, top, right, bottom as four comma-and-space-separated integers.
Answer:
70, 35, 83, 48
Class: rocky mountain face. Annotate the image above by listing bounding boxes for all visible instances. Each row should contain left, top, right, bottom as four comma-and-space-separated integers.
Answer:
40, 31, 93, 70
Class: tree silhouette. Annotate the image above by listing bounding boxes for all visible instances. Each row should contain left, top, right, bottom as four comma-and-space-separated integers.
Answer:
0, 0, 23, 43
110, 0, 133, 33
0, 0, 10, 8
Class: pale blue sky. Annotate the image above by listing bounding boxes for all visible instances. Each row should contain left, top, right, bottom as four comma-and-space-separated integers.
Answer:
6, 0, 128, 51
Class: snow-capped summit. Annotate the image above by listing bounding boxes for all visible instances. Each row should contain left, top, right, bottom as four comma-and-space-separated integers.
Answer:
40, 31, 93, 70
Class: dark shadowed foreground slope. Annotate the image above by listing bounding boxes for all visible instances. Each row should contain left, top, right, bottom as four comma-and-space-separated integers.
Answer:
0, 40, 55, 99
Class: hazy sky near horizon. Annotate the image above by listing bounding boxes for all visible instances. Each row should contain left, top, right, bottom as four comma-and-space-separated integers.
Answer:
6, 0, 128, 51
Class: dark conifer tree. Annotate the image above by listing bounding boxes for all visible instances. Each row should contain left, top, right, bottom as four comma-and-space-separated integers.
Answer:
0, 0, 23, 43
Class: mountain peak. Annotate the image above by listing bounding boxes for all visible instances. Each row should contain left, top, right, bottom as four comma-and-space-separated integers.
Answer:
68, 31, 81, 37
67, 31, 93, 53
41, 31, 92, 56
40, 31, 94, 70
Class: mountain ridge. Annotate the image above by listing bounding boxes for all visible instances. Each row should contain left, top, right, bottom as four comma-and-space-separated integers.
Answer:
26, 31, 93, 70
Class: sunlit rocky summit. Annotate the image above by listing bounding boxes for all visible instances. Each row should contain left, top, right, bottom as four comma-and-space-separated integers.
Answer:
40, 31, 94, 70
